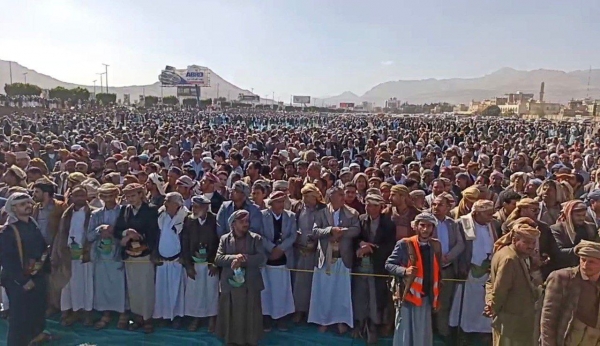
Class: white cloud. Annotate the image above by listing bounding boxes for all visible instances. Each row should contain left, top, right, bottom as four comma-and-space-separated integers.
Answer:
381, 60, 394, 66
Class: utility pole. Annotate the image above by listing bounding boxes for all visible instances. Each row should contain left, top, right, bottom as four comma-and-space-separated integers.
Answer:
272, 91, 275, 105
23, 72, 28, 84
9, 61, 13, 84
217, 83, 220, 99
93, 80, 97, 99
97, 73, 105, 93
102, 63, 109, 93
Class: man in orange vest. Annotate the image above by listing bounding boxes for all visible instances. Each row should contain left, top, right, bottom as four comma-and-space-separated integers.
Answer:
385, 212, 442, 346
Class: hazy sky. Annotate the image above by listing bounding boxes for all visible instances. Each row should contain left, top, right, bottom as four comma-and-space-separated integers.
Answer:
1, 0, 599, 98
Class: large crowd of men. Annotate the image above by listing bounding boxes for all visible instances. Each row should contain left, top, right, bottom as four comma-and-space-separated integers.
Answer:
0, 106, 599, 346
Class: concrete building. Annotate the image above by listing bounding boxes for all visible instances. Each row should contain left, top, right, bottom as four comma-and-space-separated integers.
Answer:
385, 97, 400, 110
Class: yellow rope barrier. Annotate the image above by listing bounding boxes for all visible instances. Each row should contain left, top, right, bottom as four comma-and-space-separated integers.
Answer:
91, 257, 469, 282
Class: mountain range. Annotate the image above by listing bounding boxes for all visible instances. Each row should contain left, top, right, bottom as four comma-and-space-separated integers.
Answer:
0, 59, 256, 102
1, 59, 599, 105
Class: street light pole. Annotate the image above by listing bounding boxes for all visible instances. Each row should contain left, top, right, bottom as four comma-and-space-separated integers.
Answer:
97, 73, 105, 93
102, 63, 109, 93
23, 72, 28, 84
9, 61, 13, 84
93, 80, 97, 99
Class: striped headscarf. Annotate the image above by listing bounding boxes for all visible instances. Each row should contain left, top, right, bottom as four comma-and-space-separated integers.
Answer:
455, 185, 480, 219
557, 200, 587, 244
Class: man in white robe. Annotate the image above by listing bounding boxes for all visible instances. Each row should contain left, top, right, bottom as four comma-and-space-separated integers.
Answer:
258, 191, 297, 332
449, 199, 496, 342
51, 186, 95, 326
153, 192, 188, 328
309, 186, 360, 334
181, 195, 220, 332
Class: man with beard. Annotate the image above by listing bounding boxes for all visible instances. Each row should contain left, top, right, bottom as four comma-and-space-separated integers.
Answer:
89, 159, 104, 181
352, 193, 396, 344
51, 186, 95, 327
551, 200, 599, 269
86, 183, 126, 330
430, 193, 465, 342
386, 184, 420, 241
385, 212, 442, 346
113, 183, 159, 333
258, 191, 297, 332
55, 159, 76, 195
181, 195, 219, 332
216, 181, 262, 237
485, 220, 542, 346
538, 180, 566, 226
31, 178, 67, 315
0, 193, 52, 345
450, 199, 497, 342
541, 240, 600, 345
215, 210, 266, 346
309, 186, 360, 334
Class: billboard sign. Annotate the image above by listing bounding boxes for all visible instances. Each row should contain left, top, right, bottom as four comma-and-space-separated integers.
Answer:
238, 94, 260, 102
159, 65, 211, 87
340, 102, 355, 108
177, 86, 198, 97
293, 96, 311, 104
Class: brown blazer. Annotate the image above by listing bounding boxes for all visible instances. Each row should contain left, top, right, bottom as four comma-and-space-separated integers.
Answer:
540, 266, 583, 346
50, 203, 95, 291
485, 244, 539, 343
33, 199, 67, 245
215, 231, 266, 294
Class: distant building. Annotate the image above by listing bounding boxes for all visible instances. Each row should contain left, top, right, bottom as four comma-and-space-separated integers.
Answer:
362, 101, 373, 112
385, 97, 400, 110
499, 103, 528, 115
453, 104, 469, 112
506, 92, 534, 104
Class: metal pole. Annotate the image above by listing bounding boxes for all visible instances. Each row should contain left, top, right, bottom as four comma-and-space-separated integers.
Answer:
103, 63, 109, 93
23, 72, 27, 84
97, 73, 104, 93
9, 61, 13, 84
217, 83, 220, 99
93, 80, 96, 99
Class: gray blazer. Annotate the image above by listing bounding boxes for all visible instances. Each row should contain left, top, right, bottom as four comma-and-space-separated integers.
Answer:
259, 209, 297, 268
433, 217, 465, 275
312, 204, 360, 269
215, 231, 267, 294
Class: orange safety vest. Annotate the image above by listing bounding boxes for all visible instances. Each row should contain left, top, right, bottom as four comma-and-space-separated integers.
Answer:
404, 235, 440, 309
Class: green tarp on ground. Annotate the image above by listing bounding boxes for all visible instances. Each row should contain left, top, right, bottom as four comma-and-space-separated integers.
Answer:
0, 318, 448, 345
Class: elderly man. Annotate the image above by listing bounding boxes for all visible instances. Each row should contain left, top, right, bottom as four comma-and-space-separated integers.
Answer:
541, 240, 600, 345
259, 191, 297, 331
551, 200, 599, 269
181, 195, 219, 332
113, 183, 159, 334
450, 200, 498, 340
0, 193, 51, 345
152, 192, 189, 328
430, 192, 465, 341
215, 210, 266, 346
272, 180, 293, 210
352, 193, 396, 344
216, 181, 262, 237
309, 186, 360, 334
51, 186, 95, 327
291, 183, 326, 323
85, 183, 126, 330
486, 220, 542, 346
385, 212, 442, 346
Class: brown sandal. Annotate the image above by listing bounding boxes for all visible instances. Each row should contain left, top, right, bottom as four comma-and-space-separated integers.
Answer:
188, 318, 200, 332
94, 316, 111, 330
117, 314, 129, 330
143, 321, 154, 334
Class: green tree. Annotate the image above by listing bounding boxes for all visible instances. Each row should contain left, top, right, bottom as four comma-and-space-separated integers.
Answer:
49, 86, 72, 100
4, 83, 42, 96
163, 96, 179, 105
182, 98, 197, 107
481, 105, 502, 117
96, 93, 117, 105
144, 96, 159, 107
69, 87, 90, 102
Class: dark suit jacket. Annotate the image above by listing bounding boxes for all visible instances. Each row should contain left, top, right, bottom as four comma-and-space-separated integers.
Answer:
355, 213, 396, 309
550, 221, 598, 269
181, 212, 219, 270
312, 204, 360, 269
209, 192, 225, 215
